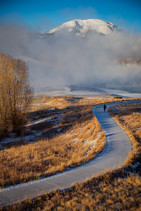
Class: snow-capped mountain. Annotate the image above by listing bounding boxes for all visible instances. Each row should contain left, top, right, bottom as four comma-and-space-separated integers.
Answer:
41, 19, 119, 38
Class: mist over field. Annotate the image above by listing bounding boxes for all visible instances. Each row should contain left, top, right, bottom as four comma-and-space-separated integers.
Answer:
0, 21, 141, 92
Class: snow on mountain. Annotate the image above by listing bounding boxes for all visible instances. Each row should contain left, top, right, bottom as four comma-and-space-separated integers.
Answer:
42, 19, 119, 37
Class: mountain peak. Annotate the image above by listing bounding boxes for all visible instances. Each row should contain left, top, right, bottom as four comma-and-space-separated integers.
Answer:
45, 19, 119, 37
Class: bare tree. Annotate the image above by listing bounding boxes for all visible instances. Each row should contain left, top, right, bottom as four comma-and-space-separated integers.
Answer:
0, 54, 33, 138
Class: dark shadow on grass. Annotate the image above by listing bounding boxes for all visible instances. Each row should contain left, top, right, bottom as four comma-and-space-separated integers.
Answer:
2, 104, 95, 149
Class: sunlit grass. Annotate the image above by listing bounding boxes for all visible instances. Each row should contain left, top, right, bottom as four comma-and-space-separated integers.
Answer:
3, 99, 141, 210
0, 96, 116, 188
4, 172, 140, 211
109, 102, 141, 165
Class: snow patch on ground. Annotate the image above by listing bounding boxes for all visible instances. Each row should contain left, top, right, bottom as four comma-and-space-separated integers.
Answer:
133, 162, 140, 169
0, 131, 44, 149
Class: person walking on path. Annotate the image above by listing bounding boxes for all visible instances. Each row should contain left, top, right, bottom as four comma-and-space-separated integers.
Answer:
104, 104, 106, 112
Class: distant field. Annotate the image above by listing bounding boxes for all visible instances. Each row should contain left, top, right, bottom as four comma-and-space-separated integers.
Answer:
0, 96, 117, 188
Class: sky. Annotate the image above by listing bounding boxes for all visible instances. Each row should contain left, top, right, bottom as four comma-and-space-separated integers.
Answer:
0, 0, 141, 32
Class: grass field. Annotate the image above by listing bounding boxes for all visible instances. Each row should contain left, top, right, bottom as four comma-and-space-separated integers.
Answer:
109, 101, 141, 166
0, 96, 117, 188
3, 99, 141, 211
7, 172, 140, 211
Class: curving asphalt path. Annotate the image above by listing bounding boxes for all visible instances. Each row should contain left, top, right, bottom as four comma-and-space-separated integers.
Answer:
0, 102, 132, 208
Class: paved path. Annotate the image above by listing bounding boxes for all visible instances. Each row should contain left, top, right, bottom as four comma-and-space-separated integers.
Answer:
0, 102, 132, 207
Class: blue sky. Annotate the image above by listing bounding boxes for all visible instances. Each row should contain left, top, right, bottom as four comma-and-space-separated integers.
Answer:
0, 0, 141, 32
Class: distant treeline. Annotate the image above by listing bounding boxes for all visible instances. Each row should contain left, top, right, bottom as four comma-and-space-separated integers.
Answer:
119, 57, 141, 65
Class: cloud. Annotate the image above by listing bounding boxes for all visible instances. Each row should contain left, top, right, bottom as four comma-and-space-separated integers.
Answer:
0, 21, 141, 92
0, 21, 32, 56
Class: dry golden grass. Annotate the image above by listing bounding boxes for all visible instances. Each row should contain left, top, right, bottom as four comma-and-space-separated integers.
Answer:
3, 172, 140, 211
0, 117, 105, 188
2, 99, 140, 211
109, 102, 141, 166
0, 96, 117, 188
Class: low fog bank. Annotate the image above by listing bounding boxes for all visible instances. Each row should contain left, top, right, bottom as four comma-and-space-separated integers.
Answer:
0, 22, 141, 92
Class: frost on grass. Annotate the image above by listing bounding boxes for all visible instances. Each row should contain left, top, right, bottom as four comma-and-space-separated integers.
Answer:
7, 99, 141, 211
0, 96, 113, 188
